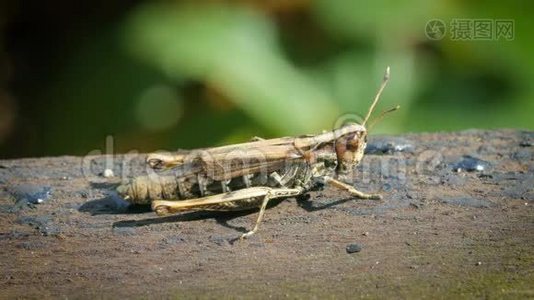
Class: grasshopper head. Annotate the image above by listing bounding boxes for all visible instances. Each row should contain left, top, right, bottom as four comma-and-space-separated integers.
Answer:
333, 66, 394, 176
334, 124, 367, 175
332, 107, 400, 176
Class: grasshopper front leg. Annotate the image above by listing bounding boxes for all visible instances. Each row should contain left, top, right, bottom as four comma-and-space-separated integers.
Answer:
325, 177, 382, 200
151, 187, 303, 239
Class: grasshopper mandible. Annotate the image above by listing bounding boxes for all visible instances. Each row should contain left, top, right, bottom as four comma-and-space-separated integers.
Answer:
117, 67, 396, 239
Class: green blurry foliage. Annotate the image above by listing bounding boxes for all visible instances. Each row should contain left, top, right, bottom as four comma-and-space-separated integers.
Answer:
124, 3, 340, 135
1, 0, 533, 157
123, 2, 421, 134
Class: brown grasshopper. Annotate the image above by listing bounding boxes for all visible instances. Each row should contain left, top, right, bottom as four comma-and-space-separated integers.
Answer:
117, 67, 396, 239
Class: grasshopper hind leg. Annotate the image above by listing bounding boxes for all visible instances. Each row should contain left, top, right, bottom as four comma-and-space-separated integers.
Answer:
151, 187, 303, 240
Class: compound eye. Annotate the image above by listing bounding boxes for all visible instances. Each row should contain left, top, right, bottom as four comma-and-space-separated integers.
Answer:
324, 158, 337, 169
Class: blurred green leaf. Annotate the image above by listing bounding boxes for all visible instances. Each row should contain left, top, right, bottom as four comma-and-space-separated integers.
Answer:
124, 3, 340, 135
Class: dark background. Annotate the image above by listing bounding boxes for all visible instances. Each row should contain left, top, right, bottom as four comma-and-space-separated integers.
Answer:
1, 0, 533, 158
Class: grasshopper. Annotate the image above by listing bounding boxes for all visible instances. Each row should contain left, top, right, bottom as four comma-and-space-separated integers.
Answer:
117, 67, 396, 239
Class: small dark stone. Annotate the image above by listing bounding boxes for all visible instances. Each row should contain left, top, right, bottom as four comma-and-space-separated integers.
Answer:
366, 137, 415, 155
346, 243, 362, 254
10, 185, 52, 206
452, 155, 490, 172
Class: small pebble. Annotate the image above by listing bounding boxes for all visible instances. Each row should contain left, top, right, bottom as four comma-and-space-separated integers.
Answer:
102, 169, 114, 178
365, 138, 415, 154
476, 261, 482, 266
346, 243, 362, 254
362, 232, 369, 236
452, 155, 490, 172
10, 185, 52, 207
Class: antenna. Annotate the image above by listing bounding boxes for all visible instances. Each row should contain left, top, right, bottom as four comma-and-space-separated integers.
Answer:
362, 66, 390, 127
368, 105, 400, 131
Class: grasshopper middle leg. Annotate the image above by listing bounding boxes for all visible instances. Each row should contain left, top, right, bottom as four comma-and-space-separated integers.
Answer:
151, 186, 303, 239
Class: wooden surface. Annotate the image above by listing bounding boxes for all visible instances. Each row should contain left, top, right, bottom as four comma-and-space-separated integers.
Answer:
1, 129, 533, 298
